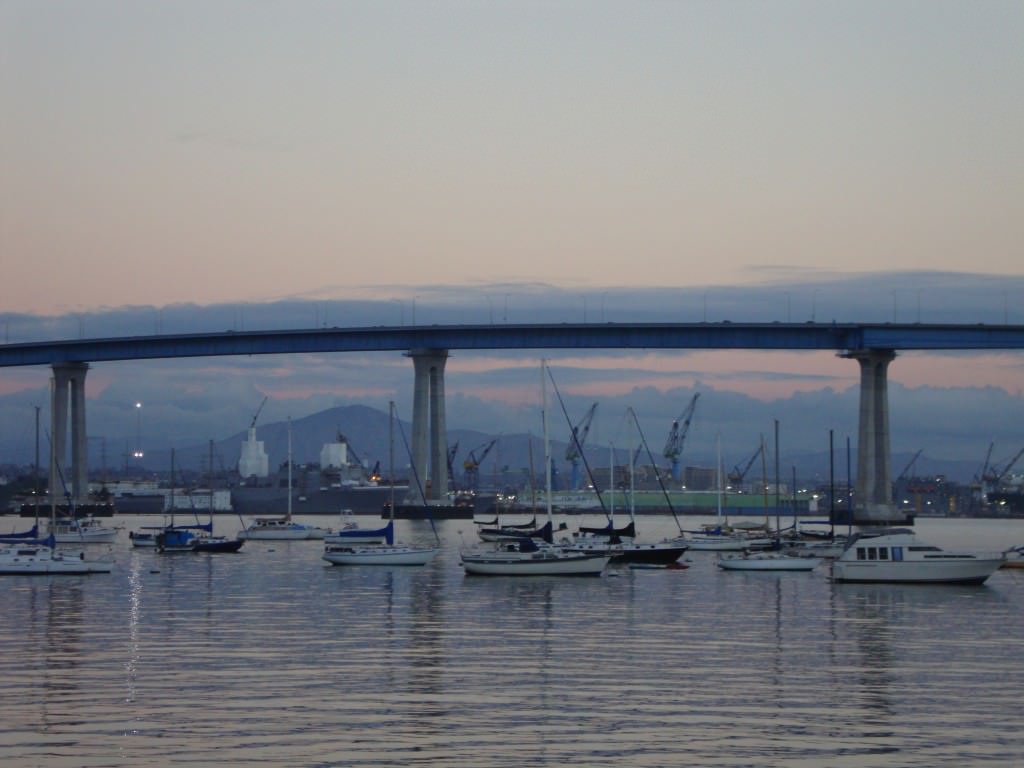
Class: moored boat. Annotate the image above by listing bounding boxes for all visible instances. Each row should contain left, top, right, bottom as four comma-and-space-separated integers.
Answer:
459, 363, 609, 578
0, 543, 113, 574
129, 529, 159, 548
718, 552, 822, 571
239, 517, 330, 540
324, 518, 394, 545
565, 534, 689, 565
323, 542, 437, 566
831, 528, 1005, 585
461, 537, 610, 577
239, 420, 331, 541
322, 402, 440, 567
47, 515, 120, 544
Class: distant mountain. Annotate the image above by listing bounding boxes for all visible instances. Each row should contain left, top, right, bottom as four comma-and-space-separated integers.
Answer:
128, 405, 982, 488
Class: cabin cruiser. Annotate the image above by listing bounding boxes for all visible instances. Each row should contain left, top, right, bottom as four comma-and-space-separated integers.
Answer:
0, 543, 113, 574
831, 528, 1004, 585
48, 515, 120, 543
238, 517, 331, 540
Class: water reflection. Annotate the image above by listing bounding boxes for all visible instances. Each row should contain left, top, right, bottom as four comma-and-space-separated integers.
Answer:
1, 518, 1024, 767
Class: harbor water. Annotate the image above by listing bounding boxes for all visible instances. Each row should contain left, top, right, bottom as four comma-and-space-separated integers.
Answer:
2, 515, 1023, 767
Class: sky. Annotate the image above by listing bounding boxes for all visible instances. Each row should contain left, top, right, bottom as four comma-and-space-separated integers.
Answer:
1, 2, 1023, 476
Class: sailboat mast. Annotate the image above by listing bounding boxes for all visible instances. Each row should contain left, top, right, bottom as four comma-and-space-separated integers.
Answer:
542, 361, 552, 527
49, 377, 57, 534
169, 448, 175, 528
33, 405, 40, 528
388, 401, 395, 523
609, 442, 615, 520
629, 436, 637, 523
715, 433, 722, 522
774, 419, 781, 540
209, 439, 215, 527
792, 464, 798, 533
761, 434, 769, 521
828, 429, 836, 538
287, 418, 293, 522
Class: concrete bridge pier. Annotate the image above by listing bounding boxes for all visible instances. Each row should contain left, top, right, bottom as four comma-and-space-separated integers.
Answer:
843, 349, 902, 525
50, 362, 89, 503
407, 349, 449, 503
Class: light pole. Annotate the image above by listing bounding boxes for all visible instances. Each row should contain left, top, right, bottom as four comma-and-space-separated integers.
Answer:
133, 402, 144, 460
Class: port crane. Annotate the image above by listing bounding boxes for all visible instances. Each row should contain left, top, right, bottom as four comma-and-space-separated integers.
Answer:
663, 393, 699, 482
249, 396, 268, 430
565, 403, 598, 490
987, 445, 1024, 486
895, 449, 923, 482
462, 438, 497, 491
446, 441, 460, 489
972, 441, 996, 496
728, 442, 764, 486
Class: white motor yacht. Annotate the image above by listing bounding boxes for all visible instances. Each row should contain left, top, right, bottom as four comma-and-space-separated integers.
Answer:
831, 528, 1004, 585
48, 516, 120, 544
0, 543, 113, 575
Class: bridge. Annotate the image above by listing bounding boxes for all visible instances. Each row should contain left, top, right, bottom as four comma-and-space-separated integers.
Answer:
4, 321, 1023, 524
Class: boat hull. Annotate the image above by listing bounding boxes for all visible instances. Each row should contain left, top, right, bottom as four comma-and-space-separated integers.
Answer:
129, 531, 158, 548
238, 520, 330, 540
0, 546, 112, 574
461, 551, 610, 577
685, 536, 756, 551
324, 520, 393, 546
323, 545, 438, 566
192, 537, 245, 553
831, 559, 1004, 584
718, 554, 822, 571
567, 541, 689, 565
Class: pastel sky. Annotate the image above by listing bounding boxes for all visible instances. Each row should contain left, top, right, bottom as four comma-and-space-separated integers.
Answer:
3, 1, 1022, 314
1, 2, 1023, 472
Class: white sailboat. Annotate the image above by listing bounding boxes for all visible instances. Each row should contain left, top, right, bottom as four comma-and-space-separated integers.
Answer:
323, 402, 439, 566
0, 405, 113, 575
715, 424, 821, 572
718, 552, 822, 571
686, 434, 769, 551
460, 362, 610, 577
240, 418, 332, 541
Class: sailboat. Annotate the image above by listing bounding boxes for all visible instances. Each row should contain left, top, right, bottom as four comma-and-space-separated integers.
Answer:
686, 434, 772, 551
565, 441, 689, 565
717, 424, 821, 572
191, 440, 245, 552
1, 405, 112, 575
460, 362, 610, 577
155, 448, 213, 552
323, 513, 394, 546
239, 418, 332, 541
475, 436, 560, 543
323, 402, 440, 566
